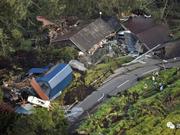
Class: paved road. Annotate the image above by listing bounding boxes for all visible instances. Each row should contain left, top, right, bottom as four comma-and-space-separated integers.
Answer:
68, 58, 180, 134
76, 58, 180, 111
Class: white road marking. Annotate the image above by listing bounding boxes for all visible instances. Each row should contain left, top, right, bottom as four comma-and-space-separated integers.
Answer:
142, 68, 159, 75
97, 93, 105, 102
117, 80, 129, 88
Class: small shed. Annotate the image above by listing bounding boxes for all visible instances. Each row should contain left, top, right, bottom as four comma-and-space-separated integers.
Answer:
37, 64, 73, 100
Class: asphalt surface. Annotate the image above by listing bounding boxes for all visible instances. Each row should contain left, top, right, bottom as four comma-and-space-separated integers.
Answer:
69, 58, 180, 134
69, 58, 180, 135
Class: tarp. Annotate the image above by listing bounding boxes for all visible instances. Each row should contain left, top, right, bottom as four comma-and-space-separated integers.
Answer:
28, 65, 52, 75
15, 104, 34, 115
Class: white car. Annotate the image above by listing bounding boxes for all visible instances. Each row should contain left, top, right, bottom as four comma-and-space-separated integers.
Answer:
27, 96, 50, 109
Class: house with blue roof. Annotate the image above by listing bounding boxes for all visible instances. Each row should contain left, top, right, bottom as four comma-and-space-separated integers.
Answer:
36, 64, 73, 100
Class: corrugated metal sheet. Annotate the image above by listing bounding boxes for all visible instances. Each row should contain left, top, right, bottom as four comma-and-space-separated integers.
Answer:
30, 78, 49, 100
37, 64, 73, 100
70, 18, 114, 52
49, 73, 72, 100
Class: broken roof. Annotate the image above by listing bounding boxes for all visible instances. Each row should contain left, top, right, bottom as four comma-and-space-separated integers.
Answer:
102, 16, 122, 31
123, 16, 171, 50
51, 21, 88, 43
69, 18, 115, 52
123, 16, 155, 34
137, 24, 170, 49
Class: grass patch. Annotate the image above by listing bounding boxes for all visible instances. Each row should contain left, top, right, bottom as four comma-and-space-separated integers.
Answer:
77, 68, 180, 135
84, 56, 133, 86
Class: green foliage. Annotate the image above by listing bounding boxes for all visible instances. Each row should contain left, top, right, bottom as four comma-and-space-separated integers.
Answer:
0, 110, 18, 134
78, 68, 180, 135
37, 46, 78, 65
11, 29, 22, 40
0, 0, 66, 56
9, 104, 68, 135
20, 39, 33, 51
64, 0, 157, 18
85, 57, 132, 86
6, 46, 78, 70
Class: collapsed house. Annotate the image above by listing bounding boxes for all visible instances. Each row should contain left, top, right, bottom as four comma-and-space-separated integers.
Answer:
69, 18, 115, 54
37, 15, 174, 64
2, 64, 73, 114
47, 17, 126, 64
50, 17, 122, 54
50, 16, 171, 59
122, 16, 171, 57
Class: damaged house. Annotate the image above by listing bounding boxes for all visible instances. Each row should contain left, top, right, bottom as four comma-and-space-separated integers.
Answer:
47, 16, 124, 63
2, 63, 73, 114
38, 15, 173, 63
51, 17, 122, 53
69, 18, 116, 55
121, 16, 171, 57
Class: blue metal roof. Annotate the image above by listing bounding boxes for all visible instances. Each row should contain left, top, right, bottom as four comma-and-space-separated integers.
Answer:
36, 64, 73, 100
37, 64, 67, 82
49, 73, 72, 100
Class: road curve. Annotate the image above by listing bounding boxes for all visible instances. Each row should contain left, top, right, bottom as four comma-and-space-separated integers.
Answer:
76, 59, 180, 111
68, 59, 180, 134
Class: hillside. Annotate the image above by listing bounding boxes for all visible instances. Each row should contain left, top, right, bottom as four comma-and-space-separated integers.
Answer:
77, 68, 180, 135
0, 0, 180, 135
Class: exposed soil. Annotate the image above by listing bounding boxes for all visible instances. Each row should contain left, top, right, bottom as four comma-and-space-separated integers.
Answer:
63, 85, 95, 105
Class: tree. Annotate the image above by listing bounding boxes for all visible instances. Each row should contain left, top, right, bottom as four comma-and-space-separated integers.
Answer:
0, 0, 31, 55
9, 104, 68, 135
0, 0, 66, 56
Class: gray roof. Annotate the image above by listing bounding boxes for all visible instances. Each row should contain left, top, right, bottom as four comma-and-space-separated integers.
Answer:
123, 16, 171, 50
136, 24, 170, 49
70, 18, 114, 52
123, 16, 155, 34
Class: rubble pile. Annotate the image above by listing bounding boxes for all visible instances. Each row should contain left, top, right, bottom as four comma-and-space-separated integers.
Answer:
37, 16, 81, 42
0, 64, 73, 114
3, 77, 31, 90
2, 75, 35, 108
